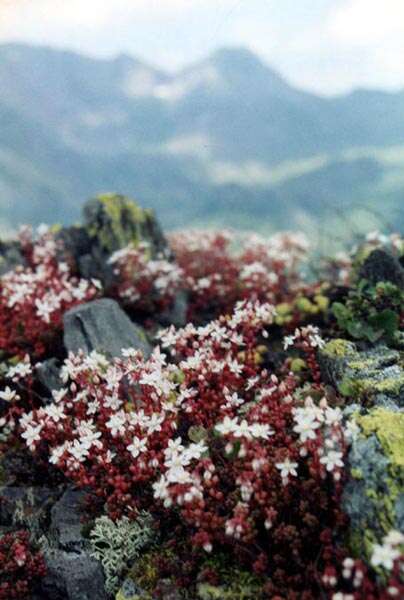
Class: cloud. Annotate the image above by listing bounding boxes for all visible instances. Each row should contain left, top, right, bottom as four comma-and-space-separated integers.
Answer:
330, 0, 404, 44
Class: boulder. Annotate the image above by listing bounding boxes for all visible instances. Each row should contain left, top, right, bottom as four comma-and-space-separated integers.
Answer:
63, 298, 151, 359
358, 248, 404, 289
343, 407, 404, 563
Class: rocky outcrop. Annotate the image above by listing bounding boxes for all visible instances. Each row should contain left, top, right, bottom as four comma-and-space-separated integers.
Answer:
319, 335, 404, 567
343, 407, 404, 563
58, 194, 171, 287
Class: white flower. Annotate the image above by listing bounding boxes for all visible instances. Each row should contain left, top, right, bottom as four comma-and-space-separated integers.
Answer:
105, 411, 126, 437
249, 423, 274, 440
223, 388, 244, 408
384, 530, 404, 546
35, 298, 54, 323
146, 413, 164, 434
344, 419, 360, 441
324, 407, 342, 426
68, 440, 89, 463
49, 443, 68, 465
52, 388, 68, 403
104, 395, 123, 410
44, 404, 66, 422
233, 419, 252, 438
21, 423, 43, 449
153, 476, 169, 500
293, 413, 320, 443
7, 359, 32, 380
283, 335, 295, 350
167, 465, 192, 484
127, 436, 148, 458
164, 437, 185, 458
87, 399, 100, 416
320, 450, 344, 472
121, 347, 140, 358
0, 386, 19, 402
184, 441, 208, 461
215, 416, 237, 436
275, 458, 298, 479
371, 542, 400, 571
227, 359, 243, 376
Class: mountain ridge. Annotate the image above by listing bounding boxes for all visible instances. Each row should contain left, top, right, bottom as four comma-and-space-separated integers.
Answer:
1, 42, 404, 245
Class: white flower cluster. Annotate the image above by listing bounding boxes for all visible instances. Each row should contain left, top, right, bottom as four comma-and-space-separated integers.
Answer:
1, 228, 100, 324
109, 242, 183, 303
371, 530, 404, 571
292, 397, 344, 476
283, 325, 325, 350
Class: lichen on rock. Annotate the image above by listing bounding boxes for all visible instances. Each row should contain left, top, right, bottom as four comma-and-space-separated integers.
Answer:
319, 339, 404, 407
83, 193, 168, 258
343, 407, 404, 563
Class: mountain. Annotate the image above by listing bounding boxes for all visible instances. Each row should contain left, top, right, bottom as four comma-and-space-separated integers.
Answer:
1, 42, 404, 245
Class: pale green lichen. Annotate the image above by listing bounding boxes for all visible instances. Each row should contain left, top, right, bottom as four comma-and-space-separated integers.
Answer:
89, 512, 154, 595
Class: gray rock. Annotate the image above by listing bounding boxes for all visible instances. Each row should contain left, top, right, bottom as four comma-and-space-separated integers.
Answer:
117, 578, 149, 599
56, 226, 92, 270
0, 485, 61, 534
159, 290, 189, 328
0, 240, 25, 275
49, 488, 88, 552
63, 298, 151, 358
41, 548, 108, 600
36, 358, 63, 396
358, 248, 404, 289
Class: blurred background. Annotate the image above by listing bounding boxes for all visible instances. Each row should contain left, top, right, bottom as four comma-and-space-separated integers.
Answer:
1, 0, 404, 249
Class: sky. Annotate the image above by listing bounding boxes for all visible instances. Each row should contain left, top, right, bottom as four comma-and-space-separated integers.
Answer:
0, 0, 404, 95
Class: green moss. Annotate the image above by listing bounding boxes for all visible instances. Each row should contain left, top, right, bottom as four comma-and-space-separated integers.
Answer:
357, 408, 404, 467
322, 338, 356, 359
196, 570, 263, 600
291, 358, 307, 373
351, 467, 363, 480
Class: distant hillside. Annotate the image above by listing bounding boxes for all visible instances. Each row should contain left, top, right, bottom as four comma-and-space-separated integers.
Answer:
1, 43, 404, 244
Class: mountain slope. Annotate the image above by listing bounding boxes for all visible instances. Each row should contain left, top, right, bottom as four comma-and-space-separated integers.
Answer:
0, 43, 404, 242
